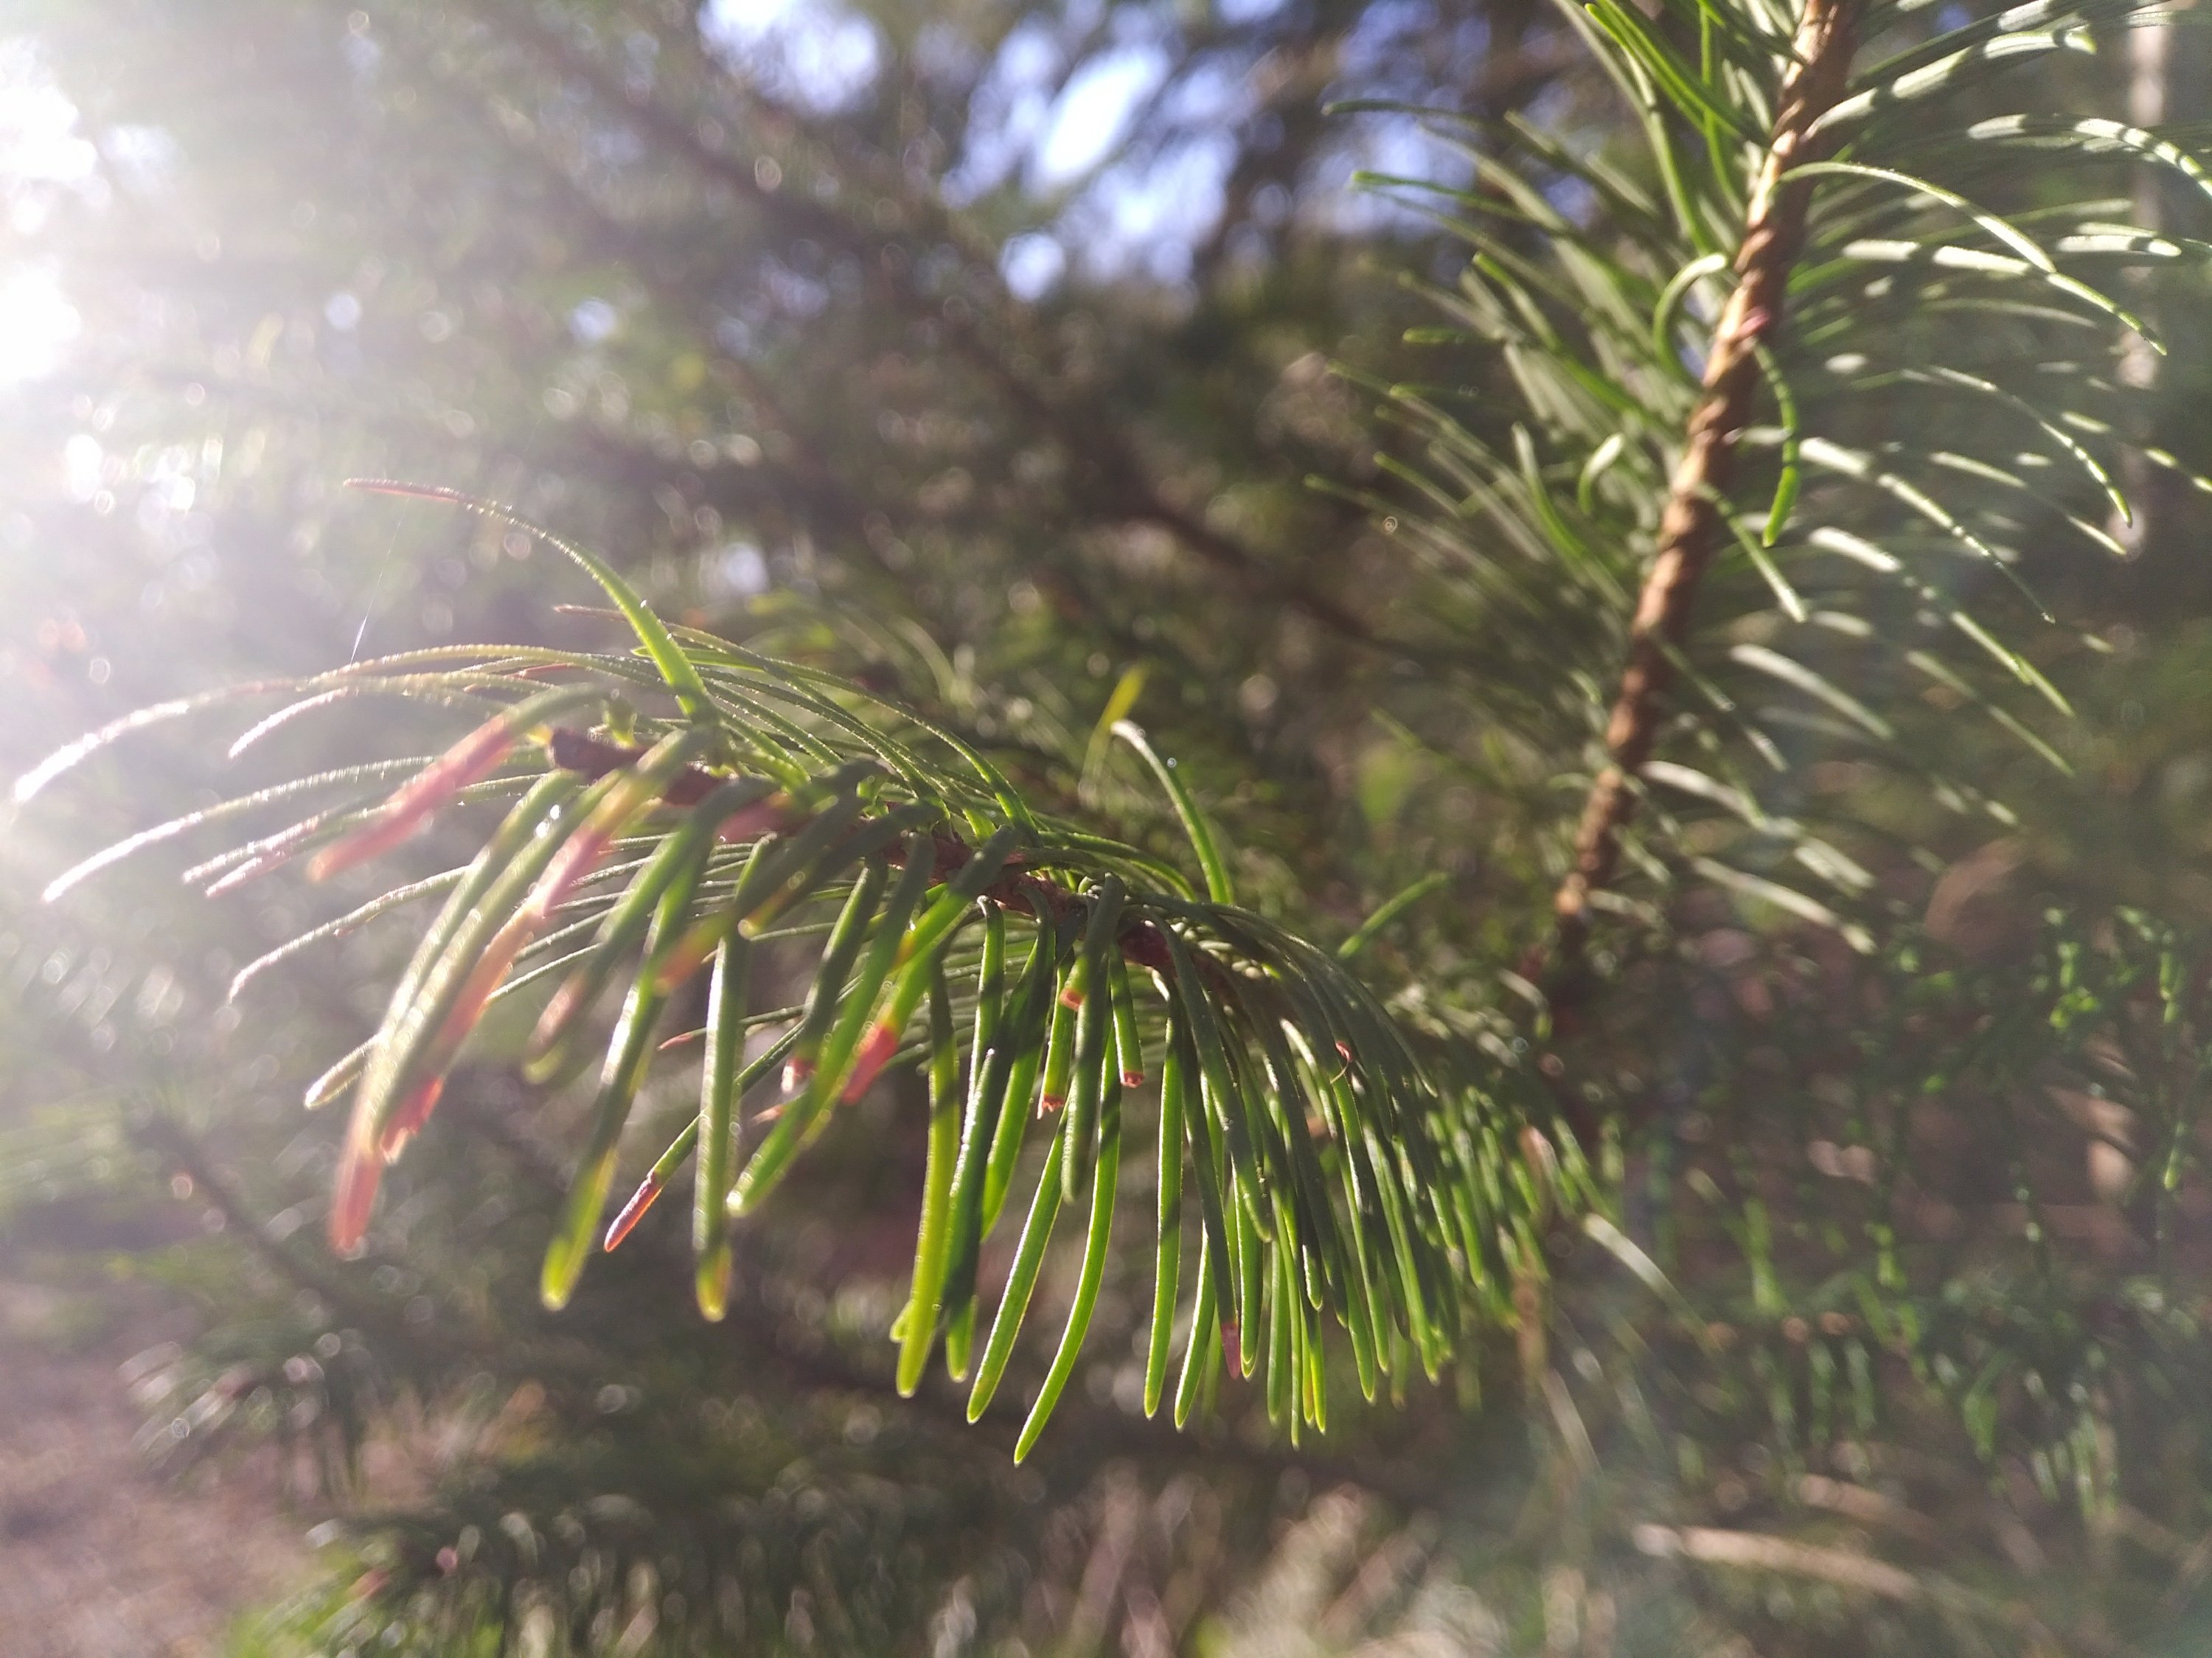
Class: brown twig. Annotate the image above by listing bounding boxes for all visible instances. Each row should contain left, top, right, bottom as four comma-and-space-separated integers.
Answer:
544, 727, 1180, 975
1633, 1523, 2107, 1654
1547, 0, 1857, 968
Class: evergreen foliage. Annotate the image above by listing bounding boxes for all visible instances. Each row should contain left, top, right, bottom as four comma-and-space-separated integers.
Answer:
9, 0, 2212, 1651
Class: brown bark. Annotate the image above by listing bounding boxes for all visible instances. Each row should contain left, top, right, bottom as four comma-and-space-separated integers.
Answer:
1548, 0, 1859, 963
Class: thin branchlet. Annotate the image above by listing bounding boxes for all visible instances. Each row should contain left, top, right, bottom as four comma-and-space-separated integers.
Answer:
1548, 0, 1860, 969
544, 726, 1187, 978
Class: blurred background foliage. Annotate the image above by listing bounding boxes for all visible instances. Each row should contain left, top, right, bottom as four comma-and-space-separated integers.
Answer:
4, 0, 2212, 1652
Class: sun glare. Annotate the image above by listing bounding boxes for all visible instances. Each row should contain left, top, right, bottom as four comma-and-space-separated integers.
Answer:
0, 267, 79, 385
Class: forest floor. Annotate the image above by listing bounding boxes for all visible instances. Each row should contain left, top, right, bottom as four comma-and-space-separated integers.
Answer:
0, 1275, 315, 1658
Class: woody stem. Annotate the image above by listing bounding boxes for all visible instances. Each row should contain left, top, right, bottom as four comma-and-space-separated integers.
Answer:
1549, 0, 1859, 964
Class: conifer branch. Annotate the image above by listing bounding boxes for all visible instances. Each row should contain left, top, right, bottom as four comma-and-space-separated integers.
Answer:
542, 727, 1186, 978
1550, 0, 1859, 961
487, 1, 1380, 646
